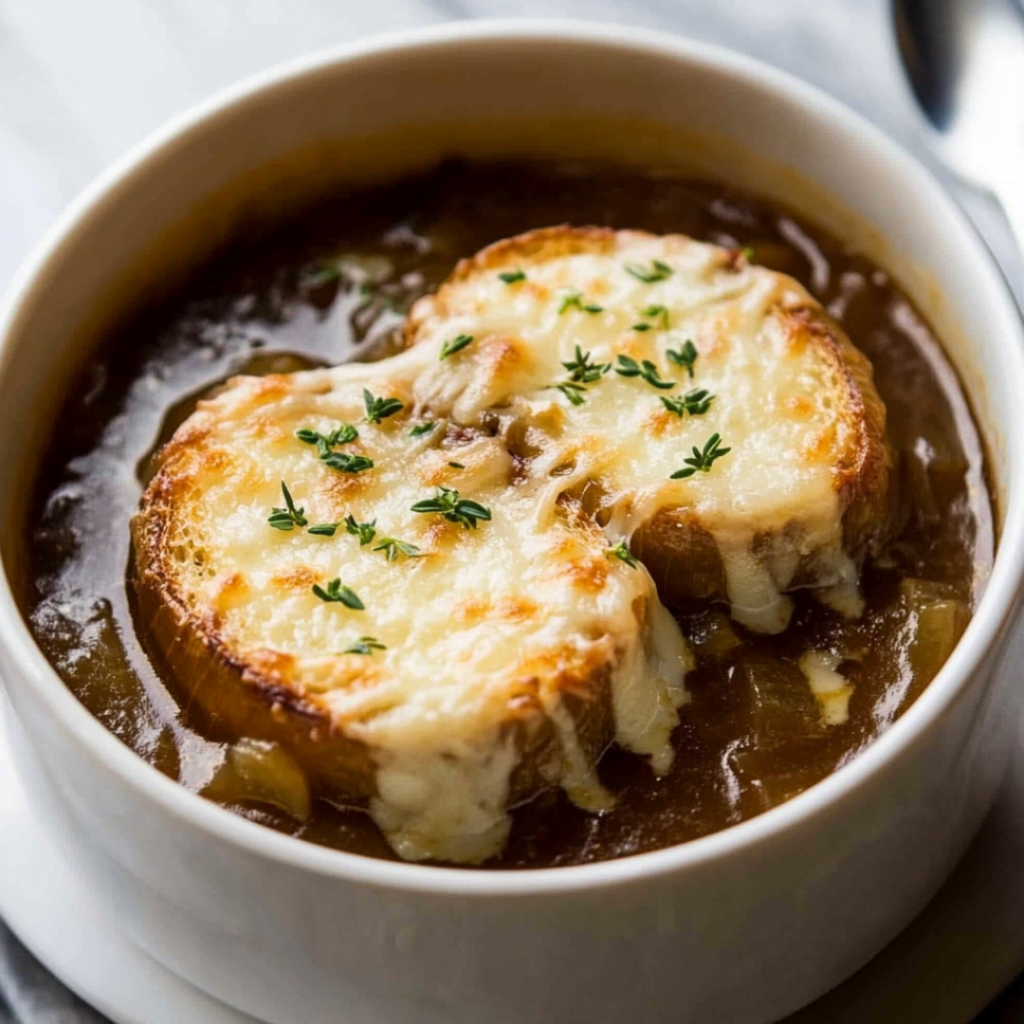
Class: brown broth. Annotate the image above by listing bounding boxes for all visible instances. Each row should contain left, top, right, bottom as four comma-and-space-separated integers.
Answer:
23, 160, 993, 868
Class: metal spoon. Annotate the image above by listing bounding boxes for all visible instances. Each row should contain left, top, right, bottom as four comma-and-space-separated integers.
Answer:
892, 0, 1024, 252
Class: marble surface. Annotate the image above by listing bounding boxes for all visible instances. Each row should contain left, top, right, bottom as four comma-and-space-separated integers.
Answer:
0, 0, 1022, 1021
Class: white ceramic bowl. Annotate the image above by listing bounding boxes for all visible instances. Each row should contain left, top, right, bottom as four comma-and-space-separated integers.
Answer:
1, 21, 1022, 1024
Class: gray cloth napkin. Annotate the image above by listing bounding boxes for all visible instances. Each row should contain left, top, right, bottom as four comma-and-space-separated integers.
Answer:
0, 927, 106, 1024
0, 0, 1021, 1020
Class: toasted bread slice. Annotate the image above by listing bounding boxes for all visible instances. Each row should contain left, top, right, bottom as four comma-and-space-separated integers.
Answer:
132, 355, 691, 863
405, 227, 893, 632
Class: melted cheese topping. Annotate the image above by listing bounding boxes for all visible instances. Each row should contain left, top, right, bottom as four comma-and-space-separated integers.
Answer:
143, 228, 887, 863
407, 230, 873, 632
156, 354, 690, 862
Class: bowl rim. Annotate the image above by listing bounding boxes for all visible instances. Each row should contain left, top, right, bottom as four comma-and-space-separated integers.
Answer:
1, 17, 1023, 897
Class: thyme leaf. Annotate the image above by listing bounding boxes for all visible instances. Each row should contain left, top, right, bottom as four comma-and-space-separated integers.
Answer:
558, 291, 603, 315
625, 259, 673, 284
296, 423, 359, 456
307, 522, 342, 536
670, 433, 731, 479
372, 537, 423, 562
440, 334, 475, 360
411, 486, 492, 530
551, 345, 611, 405
311, 578, 364, 609
410, 422, 437, 438
666, 340, 699, 379
632, 304, 670, 331
607, 539, 639, 570
498, 268, 526, 284
322, 451, 374, 474
267, 481, 308, 531
614, 354, 675, 390
344, 515, 377, 546
363, 388, 404, 424
660, 388, 715, 418
344, 636, 386, 655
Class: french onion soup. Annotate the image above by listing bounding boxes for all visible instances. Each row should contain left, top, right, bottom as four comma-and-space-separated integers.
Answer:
24, 161, 992, 867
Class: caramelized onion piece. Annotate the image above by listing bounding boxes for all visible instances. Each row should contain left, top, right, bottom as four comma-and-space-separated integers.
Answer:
732, 652, 823, 744
202, 738, 312, 822
899, 578, 969, 687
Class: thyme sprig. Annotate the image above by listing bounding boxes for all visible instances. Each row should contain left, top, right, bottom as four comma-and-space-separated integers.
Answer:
559, 290, 604, 315
614, 354, 675, 390
373, 537, 423, 562
625, 259, 673, 284
311, 578, 364, 609
440, 334, 475, 360
344, 515, 377, 546
553, 345, 611, 406
661, 388, 715, 418
323, 451, 374, 473
411, 486, 492, 530
267, 482, 308, 531
666, 340, 699, 380
296, 423, 359, 458
307, 522, 342, 536
608, 540, 639, 570
670, 433, 731, 479
632, 304, 670, 332
344, 636, 386, 655
363, 388, 404, 424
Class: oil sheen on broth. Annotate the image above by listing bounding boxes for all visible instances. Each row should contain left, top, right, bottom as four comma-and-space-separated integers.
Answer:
24, 161, 992, 869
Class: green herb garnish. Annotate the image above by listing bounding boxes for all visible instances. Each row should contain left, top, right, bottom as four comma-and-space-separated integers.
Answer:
563, 344, 611, 384
666, 340, 699, 379
660, 388, 715, 418
670, 434, 731, 479
363, 388, 404, 424
344, 515, 377, 546
552, 345, 611, 406
741, 245, 756, 263
556, 382, 587, 406
411, 486, 492, 530
410, 422, 437, 438
344, 636, 386, 655
297, 423, 359, 458
307, 522, 342, 537
625, 259, 673, 284
632, 304, 670, 332
614, 355, 675, 390
558, 291, 604, 315
440, 334, 475, 360
311, 578, 364, 609
498, 268, 526, 284
322, 451, 374, 474
448, 462, 465, 469
267, 482, 308, 531
608, 540, 639, 570
373, 537, 423, 563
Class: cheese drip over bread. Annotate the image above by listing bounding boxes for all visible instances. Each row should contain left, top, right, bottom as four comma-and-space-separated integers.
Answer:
406, 228, 892, 633
133, 354, 691, 863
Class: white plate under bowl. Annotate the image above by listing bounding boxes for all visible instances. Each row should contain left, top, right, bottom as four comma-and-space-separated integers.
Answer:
1, 675, 1023, 1024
